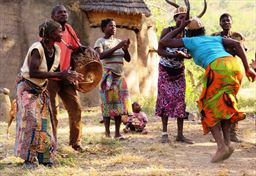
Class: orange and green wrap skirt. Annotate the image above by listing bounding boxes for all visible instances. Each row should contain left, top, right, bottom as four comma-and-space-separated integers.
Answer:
198, 56, 246, 134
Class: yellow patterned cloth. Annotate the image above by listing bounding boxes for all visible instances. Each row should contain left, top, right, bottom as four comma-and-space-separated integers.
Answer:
198, 56, 246, 134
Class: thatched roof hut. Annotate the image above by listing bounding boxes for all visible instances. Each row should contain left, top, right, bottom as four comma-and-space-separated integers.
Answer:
80, 0, 151, 30
80, 0, 151, 16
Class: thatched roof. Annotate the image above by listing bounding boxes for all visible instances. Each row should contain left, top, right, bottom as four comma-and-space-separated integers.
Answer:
80, 0, 151, 17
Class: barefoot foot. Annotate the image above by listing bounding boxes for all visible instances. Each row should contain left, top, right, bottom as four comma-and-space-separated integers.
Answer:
114, 135, 126, 141
223, 146, 234, 160
161, 134, 169, 143
176, 136, 194, 144
105, 132, 111, 138
211, 146, 229, 163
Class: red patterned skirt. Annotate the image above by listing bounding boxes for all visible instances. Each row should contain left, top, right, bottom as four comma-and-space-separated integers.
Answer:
155, 64, 187, 118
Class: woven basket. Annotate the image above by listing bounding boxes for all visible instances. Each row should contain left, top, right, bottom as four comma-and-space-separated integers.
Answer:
72, 48, 103, 93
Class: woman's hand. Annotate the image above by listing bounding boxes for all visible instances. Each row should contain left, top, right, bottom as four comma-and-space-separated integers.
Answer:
250, 59, 256, 71
123, 39, 131, 62
176, 50, 192, 59
245, 68, 256, 82
86, 47, 100, 60
122, 39, 130, 51
116, 39, 130, 50
61, 68, 84, 83
177, 15, 191, 29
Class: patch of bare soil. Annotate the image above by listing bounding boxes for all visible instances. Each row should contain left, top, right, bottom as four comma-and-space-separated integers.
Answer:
0, 110, 255, 176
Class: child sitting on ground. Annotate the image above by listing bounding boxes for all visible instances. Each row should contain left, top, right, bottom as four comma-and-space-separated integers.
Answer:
123, 102, 148, 134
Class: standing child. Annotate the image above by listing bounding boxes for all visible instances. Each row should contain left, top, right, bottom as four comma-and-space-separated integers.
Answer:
94, 18, 133, 139
123, 102, 148, 134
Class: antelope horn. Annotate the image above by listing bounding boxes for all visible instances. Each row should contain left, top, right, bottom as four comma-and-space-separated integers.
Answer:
165, 0, 179, 8
197, 0, 207, 18
184, 0, 190, 20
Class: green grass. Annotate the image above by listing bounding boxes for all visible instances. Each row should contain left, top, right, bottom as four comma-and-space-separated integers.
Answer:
237, 97, 256, 113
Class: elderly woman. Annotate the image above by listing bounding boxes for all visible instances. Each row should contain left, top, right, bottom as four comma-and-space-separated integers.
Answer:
94, 18, 133, 139
15, 20, 83, 167
158, 16, 256, 163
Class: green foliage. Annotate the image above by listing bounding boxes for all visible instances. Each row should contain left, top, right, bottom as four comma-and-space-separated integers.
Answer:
237, 97, 256, 113
146, 1, 254, 34
184, 60, 204, 111
145, 0, 255, 58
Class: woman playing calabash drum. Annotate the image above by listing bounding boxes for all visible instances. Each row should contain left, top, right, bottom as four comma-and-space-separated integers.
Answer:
15, 20, 83, 167
158, 16, 256, 163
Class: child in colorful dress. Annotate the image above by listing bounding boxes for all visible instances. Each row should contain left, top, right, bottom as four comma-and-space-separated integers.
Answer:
123, 102, 148, 134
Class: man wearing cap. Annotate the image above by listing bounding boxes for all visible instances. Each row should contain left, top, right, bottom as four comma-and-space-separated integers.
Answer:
211, 13, 246, 143
156, 6, 193, 144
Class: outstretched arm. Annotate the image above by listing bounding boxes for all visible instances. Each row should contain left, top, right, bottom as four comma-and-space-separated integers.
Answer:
158, 30, 185, 49
223, 38, 256, 82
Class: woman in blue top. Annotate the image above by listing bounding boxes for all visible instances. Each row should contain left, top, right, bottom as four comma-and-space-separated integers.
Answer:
158, 16, 256, 163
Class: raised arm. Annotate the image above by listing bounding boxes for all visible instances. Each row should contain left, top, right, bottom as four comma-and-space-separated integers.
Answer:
158, 29, 185, 50
158, 27, 191, 59
223, 38, 256, 81
158, 16, 190, 50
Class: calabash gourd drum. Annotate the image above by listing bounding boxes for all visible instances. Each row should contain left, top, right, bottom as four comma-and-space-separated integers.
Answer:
71, 48, 103, 93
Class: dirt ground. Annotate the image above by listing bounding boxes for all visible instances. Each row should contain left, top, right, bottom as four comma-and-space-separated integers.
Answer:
0, 108, 255, 176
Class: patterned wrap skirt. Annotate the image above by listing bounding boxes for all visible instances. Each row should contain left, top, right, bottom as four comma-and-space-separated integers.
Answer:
15, 79, 56, 163
155, 64, 187, 118
100, 69, 133, 117
198, 56, 246, 134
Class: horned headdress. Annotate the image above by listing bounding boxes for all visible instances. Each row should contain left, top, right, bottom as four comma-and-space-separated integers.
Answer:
166, 0, 207, 22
